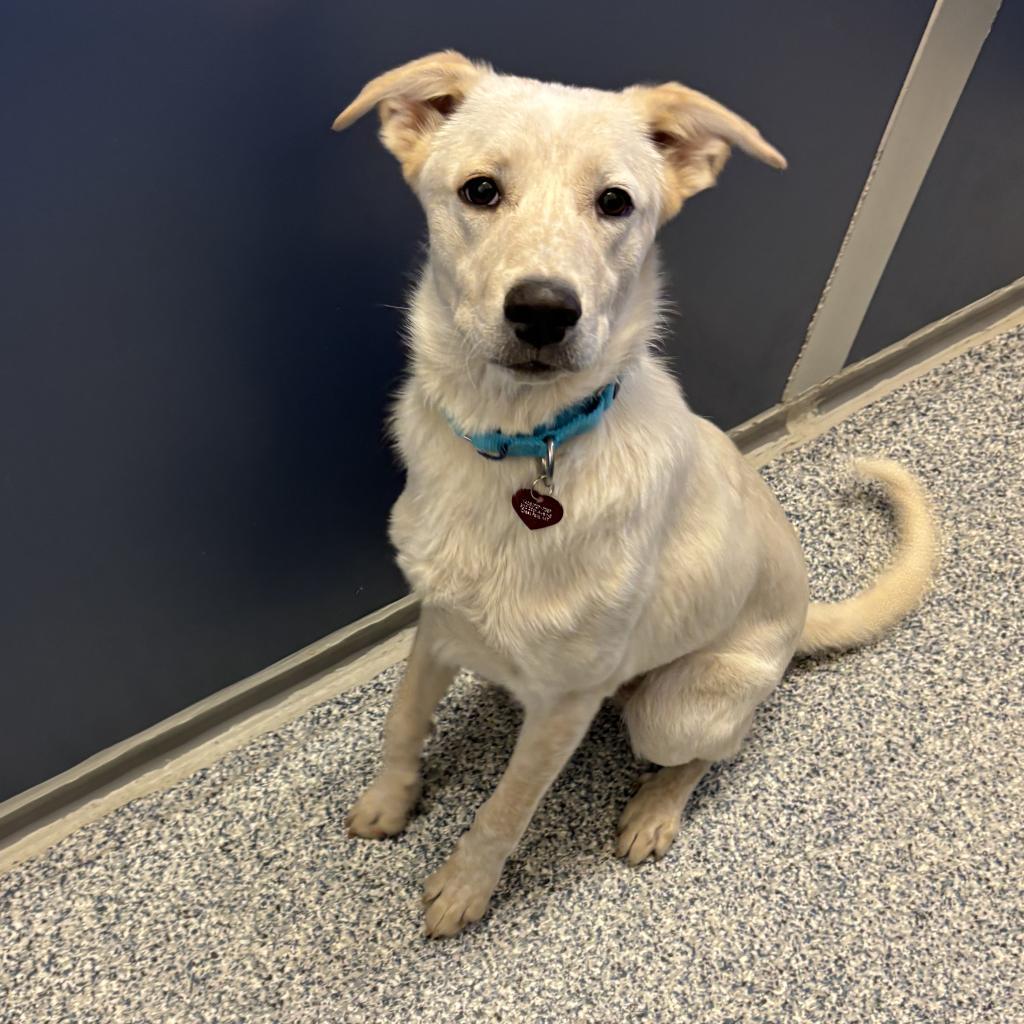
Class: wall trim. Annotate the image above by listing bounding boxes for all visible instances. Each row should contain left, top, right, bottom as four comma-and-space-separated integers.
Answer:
2, 282, 1020, 848
784, 0, 1003, 398
742, 278, 1023, 466
0, 595, 418, 842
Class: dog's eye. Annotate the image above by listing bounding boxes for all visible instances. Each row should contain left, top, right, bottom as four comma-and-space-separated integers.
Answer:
459, 176, 501, 208
597, 187, 633, 218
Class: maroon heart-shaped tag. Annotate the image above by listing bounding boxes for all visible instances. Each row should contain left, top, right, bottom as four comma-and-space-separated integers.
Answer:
511, 488, 564, 530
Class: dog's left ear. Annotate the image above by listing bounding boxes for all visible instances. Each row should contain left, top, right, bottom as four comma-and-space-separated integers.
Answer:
332, 51, 490, 182
625, 82, 786, 220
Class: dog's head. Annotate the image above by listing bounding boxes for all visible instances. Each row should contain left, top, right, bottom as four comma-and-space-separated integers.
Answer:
334, 52, 784, 396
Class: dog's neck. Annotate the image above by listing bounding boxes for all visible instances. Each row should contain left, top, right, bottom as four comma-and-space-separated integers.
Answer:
404, 250, 665, 437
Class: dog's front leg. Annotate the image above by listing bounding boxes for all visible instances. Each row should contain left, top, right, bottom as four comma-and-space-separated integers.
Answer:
347, 608, 454, 839
422, 687, 604, 938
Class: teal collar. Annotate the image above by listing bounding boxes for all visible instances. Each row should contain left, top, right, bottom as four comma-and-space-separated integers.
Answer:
451, 381, 620, 461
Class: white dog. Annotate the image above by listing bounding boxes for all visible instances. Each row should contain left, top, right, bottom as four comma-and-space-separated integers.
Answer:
333, 52, 936, 938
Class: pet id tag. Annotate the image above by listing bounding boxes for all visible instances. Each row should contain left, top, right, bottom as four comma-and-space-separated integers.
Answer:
512, 487, 564, 530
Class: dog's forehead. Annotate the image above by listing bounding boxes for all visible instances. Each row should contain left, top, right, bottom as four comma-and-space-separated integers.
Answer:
469, 73, 626, 113
444, 74, 643, 157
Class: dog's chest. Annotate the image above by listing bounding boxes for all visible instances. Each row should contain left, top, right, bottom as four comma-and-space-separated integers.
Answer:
389, 468, 651, 682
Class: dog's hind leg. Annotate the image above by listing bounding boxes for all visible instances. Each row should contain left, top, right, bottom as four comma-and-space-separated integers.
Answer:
617, 631, 793, 863
617, 759, 709, 865
347, 608, 454, 839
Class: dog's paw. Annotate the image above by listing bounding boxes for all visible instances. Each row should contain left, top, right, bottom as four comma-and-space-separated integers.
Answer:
346, 774, 421, 839
616, 773, 682, 865
422, 842, 502, 938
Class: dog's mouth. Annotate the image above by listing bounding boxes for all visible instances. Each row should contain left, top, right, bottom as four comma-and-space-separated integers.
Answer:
500, 359, 560, 376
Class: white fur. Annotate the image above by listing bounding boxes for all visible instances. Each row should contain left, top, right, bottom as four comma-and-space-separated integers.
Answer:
333, 54, 936, 937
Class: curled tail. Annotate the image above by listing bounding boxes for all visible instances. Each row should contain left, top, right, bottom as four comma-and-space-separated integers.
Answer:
797, 458, 938, 656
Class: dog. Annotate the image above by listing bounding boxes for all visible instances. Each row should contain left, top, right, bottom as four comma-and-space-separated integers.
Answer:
332, 52, 936, 938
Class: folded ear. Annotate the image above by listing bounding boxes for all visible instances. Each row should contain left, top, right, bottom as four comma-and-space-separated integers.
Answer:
625, 82, 786, 220
332, 51, 489, 182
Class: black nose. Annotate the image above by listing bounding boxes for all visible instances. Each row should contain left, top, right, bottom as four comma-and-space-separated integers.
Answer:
504, 279, 582, 348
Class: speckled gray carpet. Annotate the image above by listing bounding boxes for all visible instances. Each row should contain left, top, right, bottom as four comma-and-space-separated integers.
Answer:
2, 326, 1023, 1024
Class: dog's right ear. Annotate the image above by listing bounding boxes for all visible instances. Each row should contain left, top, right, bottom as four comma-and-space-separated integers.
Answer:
332, 51, 489, 182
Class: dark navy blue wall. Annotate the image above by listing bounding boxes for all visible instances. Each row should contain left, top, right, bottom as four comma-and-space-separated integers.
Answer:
849, 2, 1024, 364
0, 0, 931, 800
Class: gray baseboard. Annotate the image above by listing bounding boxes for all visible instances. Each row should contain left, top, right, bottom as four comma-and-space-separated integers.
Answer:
0, 596, 418, 842
734, 277, 1024, 455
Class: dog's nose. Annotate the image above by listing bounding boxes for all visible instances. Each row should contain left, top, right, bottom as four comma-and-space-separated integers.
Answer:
504, 279, 582, 348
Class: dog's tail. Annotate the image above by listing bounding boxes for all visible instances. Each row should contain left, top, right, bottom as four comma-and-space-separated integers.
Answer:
796, 458, 937, 656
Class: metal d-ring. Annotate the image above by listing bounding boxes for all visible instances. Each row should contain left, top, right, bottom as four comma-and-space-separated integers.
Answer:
541, 436, 555, 488
529, 438, 556, 501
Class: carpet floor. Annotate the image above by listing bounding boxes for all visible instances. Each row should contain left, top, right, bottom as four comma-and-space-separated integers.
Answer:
2, 326, 1022, 1024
